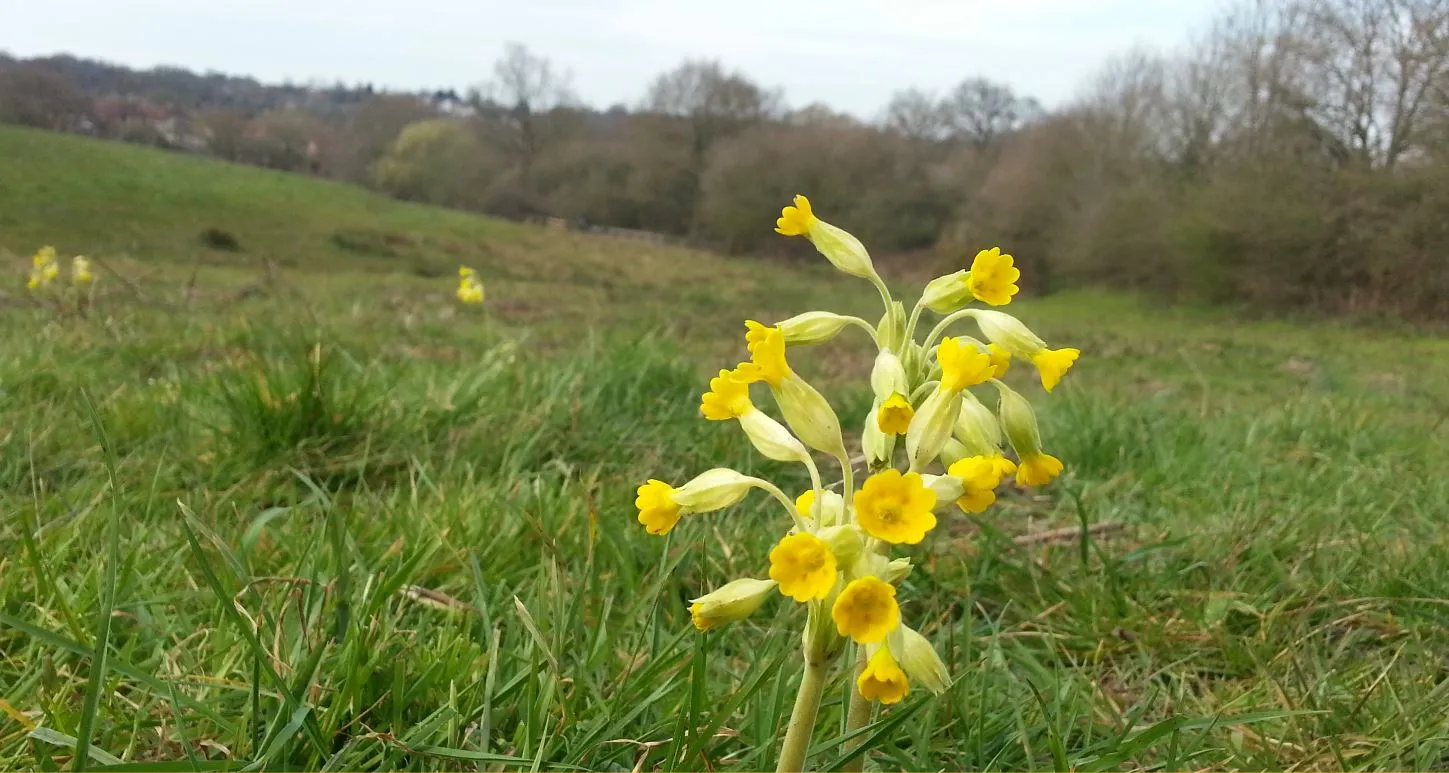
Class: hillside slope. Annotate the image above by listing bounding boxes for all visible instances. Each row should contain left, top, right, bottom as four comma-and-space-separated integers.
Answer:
0, 125, 867, 335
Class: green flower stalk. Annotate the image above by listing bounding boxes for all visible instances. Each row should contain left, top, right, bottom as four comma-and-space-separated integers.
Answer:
633, 194, 1082, 771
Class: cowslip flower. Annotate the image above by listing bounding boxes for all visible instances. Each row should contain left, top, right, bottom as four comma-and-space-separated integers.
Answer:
456, 266, 485, 304
775, 194, 879, 281
856, 646, 909, 704
28, 246, 59, 291
966, 309, 1079, 392
965, 247, 1020, 306
947, 456, 1004, 513
637, 193, 1081, 770
72, 256, 94, 285
832, 576, 900, 644
853, 469, 937, 544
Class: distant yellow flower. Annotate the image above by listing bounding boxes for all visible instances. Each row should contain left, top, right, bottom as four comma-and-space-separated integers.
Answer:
937, 337, 994, 393
947, 456, 1002, 513
769, 532, 838, 602
832, 576, 900, 644
738, 321, 792, 387
635, 480, 682, 535
700, 368, 754, 420
857, 646, 910, 705
854, 469, 937, 545
456, 266, 484, 304
1030, 348, 1080, 393
28, 246, 59, 291
877, 392, 914, 436
1016, 453, 1064, 487
775, 194, 816, 237
987, 344, 1011, 379
72, 256, 94, 285
965, 247, 1020, 306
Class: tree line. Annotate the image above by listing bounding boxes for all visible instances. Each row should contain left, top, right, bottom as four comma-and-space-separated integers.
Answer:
5, 0, 1449, 319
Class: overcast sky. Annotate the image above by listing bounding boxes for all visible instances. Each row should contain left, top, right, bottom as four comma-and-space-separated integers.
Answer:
3, 0, 1226, 117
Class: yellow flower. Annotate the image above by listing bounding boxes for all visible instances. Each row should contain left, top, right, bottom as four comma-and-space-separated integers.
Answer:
832, 576, 901, 644
72, 256, 94, 285
947, 456, 1002, 513
853, 469, 937, 545
857, 646, 910, 705
937, 337, 994, 393
690, 578, 777, 631
775, 194, 816, 236
737, 321, 792, 387
877, 392, 914, 436
965, 247, 1020, 306
33, 246, 57, 268
1016, 453, 1064, 487
456, 266, 484, 304
635, 479, 681, 535
796, 488, 846, 527
700, 368, 754, 420
774, 195, 878, 280
1030, 348, 1080, 393
769, 532, 838, 602
987, 344, 1011, 379
988, 454, 1018, 480
997, 383, 1061, 486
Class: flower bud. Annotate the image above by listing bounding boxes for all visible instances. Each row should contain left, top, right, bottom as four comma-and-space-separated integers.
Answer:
876, 301, 907, 352
811, 219, 878, 281
920, 269, 971, 314
777, 311, 851, 346
889, 626, 951, 695
920, 474, 965, 507
774, 375, 846, 457
905, 385, 963, 472
671, 468, 754, 512
862, 409, 896, 472
880, 557, 913, 584
738, 410, 811, 464
955, 391, 1004, 455
689, 578, 777, 631
870, 349, 909, 400
939, 437, 969, 467
997, 385, 1044, 459
967, 309, 1046, 358
797, 488, 847, 528
816, 525, 864, 565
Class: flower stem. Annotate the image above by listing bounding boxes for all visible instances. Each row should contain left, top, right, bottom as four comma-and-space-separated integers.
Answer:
840, 646, 874, 772
776, 658, 830, 773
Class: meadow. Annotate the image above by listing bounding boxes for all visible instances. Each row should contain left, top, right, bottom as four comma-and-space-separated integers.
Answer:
3, 125, 1449, 771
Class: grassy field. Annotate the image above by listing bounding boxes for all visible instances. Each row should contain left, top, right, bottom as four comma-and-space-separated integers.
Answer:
3, 125, 1449, 771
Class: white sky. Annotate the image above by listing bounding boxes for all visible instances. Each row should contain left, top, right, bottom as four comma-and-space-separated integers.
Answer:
2, 0, 1227, 116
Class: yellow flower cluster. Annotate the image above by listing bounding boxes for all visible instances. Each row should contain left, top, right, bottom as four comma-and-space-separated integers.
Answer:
456, 266, 485, 305
636, 195, 1079, 713
26, 246, 93, 291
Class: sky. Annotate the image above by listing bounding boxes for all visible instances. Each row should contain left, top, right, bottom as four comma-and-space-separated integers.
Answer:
2, 0, 1226, 117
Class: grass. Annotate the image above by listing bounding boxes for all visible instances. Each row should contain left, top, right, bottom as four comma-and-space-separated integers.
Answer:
3, 124, 1449, 771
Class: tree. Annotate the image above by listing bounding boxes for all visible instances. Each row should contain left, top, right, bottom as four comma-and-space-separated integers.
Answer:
477, 43, 576, 187
883, 88, 950, 142
372, 118, 500, 207
0, 68, 88, 131
943, 77, 1038, 147
642, 59, 780, 232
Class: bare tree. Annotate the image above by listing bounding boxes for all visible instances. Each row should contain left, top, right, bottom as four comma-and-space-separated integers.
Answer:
479, 43, 576, 185
883, 88, 950, 142
1293, 0, 1449, 166
642, 59, 780, 231
943, 77, 1035, 147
